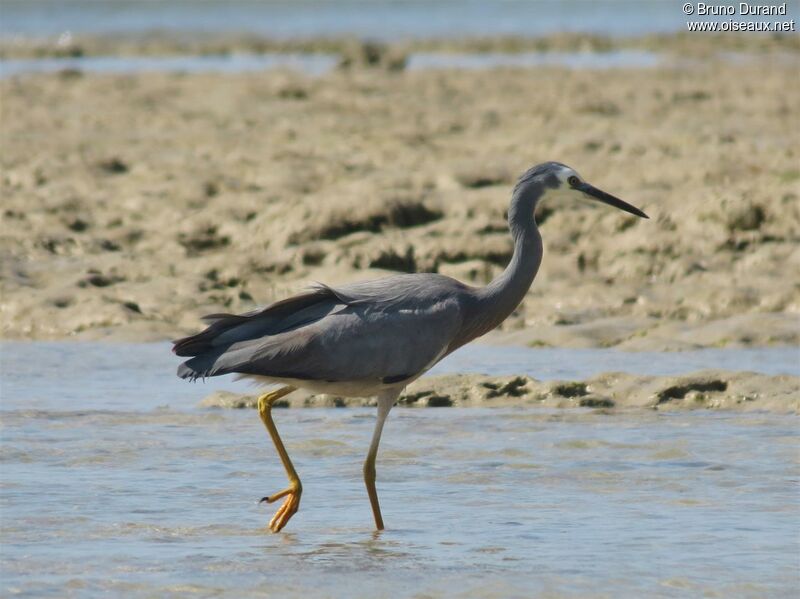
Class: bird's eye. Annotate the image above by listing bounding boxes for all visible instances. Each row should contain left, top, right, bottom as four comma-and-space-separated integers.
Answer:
568, 176, 581, 187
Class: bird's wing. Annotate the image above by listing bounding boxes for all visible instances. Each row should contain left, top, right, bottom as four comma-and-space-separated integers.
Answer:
172, 285, 345, 357
177, 274, 468, 383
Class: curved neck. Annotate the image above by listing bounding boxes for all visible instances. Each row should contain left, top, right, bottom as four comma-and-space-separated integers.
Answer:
460, 189, 543, 344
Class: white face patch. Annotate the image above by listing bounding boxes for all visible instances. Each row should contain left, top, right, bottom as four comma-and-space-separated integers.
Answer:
538, 165, 585, 205
554, 164, 581, 186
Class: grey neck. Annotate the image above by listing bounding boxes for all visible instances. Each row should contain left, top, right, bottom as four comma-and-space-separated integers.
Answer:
459, 185, 544, 344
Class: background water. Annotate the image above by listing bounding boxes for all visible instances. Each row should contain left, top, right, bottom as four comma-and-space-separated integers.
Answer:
1, 343, 799, 597
1, 342, 798, 412
3, 0, 799, 39
0, 48, 664, 79
0, 0, 702, 39
4, 1, 796, 78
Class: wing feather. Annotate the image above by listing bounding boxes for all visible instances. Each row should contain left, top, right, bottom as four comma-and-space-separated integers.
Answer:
176, 274, 470, 383
172, 287, 338, 357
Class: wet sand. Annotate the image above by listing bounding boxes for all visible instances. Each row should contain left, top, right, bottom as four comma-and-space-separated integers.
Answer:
3, 341, 796, 413
1, 34, 798, 351
201, 370, 800, 413
2, 30, 798, 60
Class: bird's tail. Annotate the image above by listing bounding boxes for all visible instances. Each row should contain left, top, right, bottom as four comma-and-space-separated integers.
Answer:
172, 313, 250, 357
172, 285, 337, 381
172, 313, 253, 381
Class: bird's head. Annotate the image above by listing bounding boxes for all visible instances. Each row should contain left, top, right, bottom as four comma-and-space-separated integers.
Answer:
514, 161, 648, 219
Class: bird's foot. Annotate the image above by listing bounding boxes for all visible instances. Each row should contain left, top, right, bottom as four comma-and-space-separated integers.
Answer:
260, 481, 302, 533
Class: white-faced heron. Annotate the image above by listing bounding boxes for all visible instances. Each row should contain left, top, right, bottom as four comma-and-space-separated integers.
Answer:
173, 162, 648, 532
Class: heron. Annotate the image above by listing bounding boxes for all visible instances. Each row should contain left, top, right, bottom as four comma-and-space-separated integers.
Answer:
173, 161, 648, 532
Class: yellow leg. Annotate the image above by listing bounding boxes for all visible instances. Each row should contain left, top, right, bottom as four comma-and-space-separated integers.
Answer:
363, 392, 396, 531
363, 451, 384, 531
257, 385, 300, 533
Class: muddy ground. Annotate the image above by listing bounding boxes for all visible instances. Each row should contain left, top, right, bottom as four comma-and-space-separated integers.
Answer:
1, 34, 798, 350
200, 370, 800, 413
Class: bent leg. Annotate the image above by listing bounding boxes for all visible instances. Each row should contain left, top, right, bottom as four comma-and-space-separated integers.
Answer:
257, 385, 299, 532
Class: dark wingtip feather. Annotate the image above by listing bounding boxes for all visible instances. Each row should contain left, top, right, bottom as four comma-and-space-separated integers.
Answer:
172, 336, 203, 357
172, 338, 210, 357
201, 312, 242, 323
173, 285, 337, 377
172, 312, 257, 357
176, 362, 195, 380
177, 361, 207, 381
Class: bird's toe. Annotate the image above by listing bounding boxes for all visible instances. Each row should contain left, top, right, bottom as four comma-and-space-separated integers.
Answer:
268, 493, 300, 533
261, 483, 302, 532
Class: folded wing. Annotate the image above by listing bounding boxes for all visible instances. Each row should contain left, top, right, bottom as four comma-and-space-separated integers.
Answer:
175, 275, 467, 384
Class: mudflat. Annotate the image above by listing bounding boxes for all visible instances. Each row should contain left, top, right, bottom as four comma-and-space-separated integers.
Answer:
1, 35, 798, 351
200, 370, 800, 412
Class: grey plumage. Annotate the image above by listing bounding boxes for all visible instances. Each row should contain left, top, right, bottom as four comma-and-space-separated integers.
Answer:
175, 275, 469, 386
174, 161, 647, 393
173, 161, 648, 532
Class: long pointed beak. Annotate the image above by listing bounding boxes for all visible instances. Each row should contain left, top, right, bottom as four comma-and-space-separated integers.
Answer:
576, 182, 649, 219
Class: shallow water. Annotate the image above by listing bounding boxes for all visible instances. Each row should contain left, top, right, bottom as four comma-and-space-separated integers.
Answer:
1, 342, 797, 413
0, 48, 661, 79
1, 343, 799, 597
0, 53, 339, 78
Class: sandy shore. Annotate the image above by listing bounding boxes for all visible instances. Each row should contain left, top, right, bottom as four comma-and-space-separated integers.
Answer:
2, 31, 798, 59
1, 34, 798, 350
199, 370, 800, 412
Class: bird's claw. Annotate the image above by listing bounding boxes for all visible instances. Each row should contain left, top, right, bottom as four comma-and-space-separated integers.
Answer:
260, 483, 301, 532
